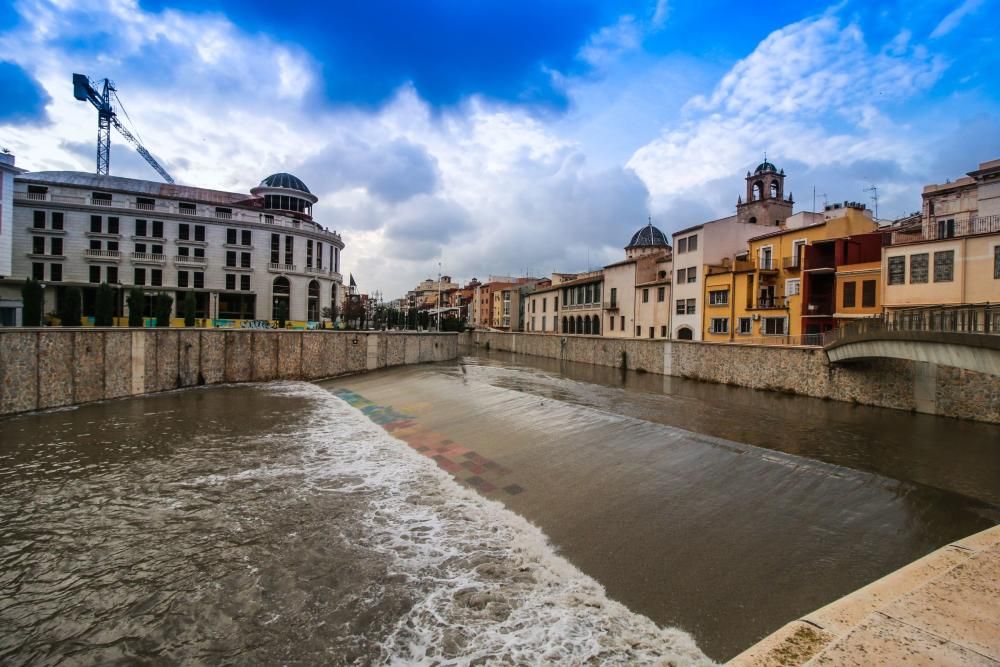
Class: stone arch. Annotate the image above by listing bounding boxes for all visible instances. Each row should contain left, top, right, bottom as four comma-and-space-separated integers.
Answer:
576, 315, 583, 334
592, 315, 601, 335
769, 180, 779, 199
752, 181, 763, 201
562, 316, 569, 333
584, 316, 592, 335
272, 276, 291, 321
749, 216, 758, 225
677, 326, 693, 340
307, 279, 320, 322
569, 317, 576, 334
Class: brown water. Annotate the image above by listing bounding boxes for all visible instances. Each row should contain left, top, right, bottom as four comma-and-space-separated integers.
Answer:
0, 351, 997, 664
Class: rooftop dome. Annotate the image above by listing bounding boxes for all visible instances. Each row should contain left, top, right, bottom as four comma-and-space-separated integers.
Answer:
259, 172, 311, 194
627, 222, 669, 248
754, 160, 778, 174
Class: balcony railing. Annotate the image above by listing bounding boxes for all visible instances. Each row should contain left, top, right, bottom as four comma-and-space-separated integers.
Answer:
886, 214, 1000, 246
131, 252, 166, 263
823, 304, 1000, 346
215, 210, 233, 219
268, 262, 296, 272
134, 202, 155, 211
84, 249, 121, 259
757, 258, 777, 271
804, 300, 834, 316
782, 256, 800, 270
602, 300, 619, 310
754, 295, 786, 309
90, 198, 114, 207
25, 192, 48, 201
174, 255, 206, 264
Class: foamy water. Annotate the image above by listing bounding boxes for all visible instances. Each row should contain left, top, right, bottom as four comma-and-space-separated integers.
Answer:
258, 382, 714, 665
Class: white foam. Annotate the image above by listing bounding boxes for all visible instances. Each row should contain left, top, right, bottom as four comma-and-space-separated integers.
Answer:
267, 381, 715, 666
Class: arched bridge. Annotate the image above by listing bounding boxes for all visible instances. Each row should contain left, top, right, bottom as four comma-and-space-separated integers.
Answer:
824, 305, 1000, 375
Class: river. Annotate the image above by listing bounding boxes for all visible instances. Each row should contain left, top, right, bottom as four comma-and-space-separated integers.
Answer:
1, 349, 997, 664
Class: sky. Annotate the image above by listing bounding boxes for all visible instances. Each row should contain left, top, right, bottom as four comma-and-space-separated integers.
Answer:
2, 0, 999, 298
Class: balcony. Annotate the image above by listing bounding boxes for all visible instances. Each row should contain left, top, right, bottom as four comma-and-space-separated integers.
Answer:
757, 258, 779, 273
782, 256, 801, 270
804, 300, 834, 317
174, 255, 206, 266
24, 192, 49, 201
84, 249, 121, 261
753, 295, 787, 310
603, 300, 619, 311
268, 262, 296, 273
131, 252, 166, 264
215, 209, 233, 220
134, 202, 155, 211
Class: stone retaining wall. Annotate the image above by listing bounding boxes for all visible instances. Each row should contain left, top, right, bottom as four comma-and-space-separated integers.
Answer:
0, 329, 457, 417
463, 331, 1000, 424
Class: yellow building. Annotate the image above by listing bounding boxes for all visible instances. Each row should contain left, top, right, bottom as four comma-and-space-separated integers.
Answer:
703, 205, 876, 342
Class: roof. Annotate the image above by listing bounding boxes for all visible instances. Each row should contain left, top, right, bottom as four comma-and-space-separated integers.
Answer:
749, 219, 826, 242
530, 272, 604, 294
259, 172, 311, 194
17, 171, 253, 206
635, 278, 671, 287
754, 160, 778, 175
603, 258, 637, 269
673, 213, 737, 237
627, 222, 669, 248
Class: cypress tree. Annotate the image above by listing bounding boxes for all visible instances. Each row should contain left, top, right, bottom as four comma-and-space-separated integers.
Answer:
154, 293, 173, 327
95, 282, 115, 326
182, 291, 197, 327
59, 287, 82, 327
21, 278, 43, 326
127, 288, 145, 327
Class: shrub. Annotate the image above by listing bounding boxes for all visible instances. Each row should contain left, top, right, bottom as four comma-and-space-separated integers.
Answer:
182, 291, 197, 327
95, 282, 115, 326
127, 288, 145, 327
154, 293, 173, 327
21, 278, 43, 326
275, 299, 289, 328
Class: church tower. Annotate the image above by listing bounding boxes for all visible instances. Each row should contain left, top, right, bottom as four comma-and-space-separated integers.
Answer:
736, 158, 793, 226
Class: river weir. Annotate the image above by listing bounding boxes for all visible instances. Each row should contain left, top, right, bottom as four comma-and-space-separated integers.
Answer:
1, 351, 997, 664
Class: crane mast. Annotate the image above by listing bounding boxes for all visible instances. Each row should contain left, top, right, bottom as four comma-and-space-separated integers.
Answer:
72, 73, 174, 184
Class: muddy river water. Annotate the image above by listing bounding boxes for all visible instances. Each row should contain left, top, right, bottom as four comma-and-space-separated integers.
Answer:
1, 349, 998, 664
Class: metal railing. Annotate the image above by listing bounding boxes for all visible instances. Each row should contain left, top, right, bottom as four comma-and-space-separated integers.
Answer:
887, 214, 1000, 245
782, 256, 800, 269
758, 258, 776, 270
754, 296, 786, 309
823, 304, 1000, 346
602, 300, 619, 310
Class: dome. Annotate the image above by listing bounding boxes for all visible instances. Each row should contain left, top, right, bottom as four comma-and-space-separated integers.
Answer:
754, 161, 778, 174
627, 222, 669, 248
259, 172, 311, 194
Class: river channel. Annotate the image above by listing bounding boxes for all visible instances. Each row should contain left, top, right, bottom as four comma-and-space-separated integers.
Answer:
1, 349, 997, 664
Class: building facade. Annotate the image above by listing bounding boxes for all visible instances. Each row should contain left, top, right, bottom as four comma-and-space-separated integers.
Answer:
0, 152, 23, 325
1, 170, 344, 324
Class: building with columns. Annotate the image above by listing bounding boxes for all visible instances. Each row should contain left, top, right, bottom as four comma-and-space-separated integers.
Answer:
0, 169, 344, 324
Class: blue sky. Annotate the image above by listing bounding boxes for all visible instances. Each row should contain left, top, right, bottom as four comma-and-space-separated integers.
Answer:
1, 0, 998, 295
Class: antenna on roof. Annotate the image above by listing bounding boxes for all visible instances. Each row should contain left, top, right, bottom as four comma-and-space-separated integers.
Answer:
864, 184, 879, 220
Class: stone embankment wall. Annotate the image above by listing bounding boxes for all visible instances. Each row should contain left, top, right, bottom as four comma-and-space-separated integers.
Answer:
463, 331, 1000, 424
0, 329, 457, 417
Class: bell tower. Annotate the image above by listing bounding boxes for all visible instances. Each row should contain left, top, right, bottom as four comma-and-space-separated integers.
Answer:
736, 156, 793, 226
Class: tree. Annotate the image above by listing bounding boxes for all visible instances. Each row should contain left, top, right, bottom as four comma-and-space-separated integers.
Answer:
275, 299, 289, 328
127, 288, 145, 327
59, 287, 82, 327
182, 291, 197, 327
95, 282, 115, 326
154, 293, 173, 327
21, 278, 43, 326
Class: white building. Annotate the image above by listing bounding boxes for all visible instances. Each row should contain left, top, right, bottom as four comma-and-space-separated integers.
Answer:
1, 170, 344, 324
0, 152, 25, 325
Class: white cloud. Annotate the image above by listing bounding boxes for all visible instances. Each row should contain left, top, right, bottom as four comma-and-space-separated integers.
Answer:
930, 0, 983, 38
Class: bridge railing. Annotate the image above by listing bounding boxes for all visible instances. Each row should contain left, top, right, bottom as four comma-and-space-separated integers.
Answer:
823, 304, 1000, 346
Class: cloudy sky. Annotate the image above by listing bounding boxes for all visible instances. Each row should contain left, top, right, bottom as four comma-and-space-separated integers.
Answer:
2, 0, 998, 297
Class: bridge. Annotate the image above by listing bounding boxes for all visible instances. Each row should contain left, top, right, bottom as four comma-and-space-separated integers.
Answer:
823, 305, 1000, 375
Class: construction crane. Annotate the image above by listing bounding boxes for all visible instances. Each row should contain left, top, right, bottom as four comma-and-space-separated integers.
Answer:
72, 73, 174, 184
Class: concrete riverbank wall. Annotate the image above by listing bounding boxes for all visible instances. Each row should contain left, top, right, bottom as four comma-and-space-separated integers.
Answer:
462, 331, 1000, 424
0, 329, 458, 417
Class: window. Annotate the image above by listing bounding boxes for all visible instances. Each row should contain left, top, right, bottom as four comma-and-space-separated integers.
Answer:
194, 225, 205, 242
661, 325, 667, 337
649, 327, 654, 339
51, 212, 64, 230
179, 202, 196, 214
151, 244, 163, 255
909, 253, 928, 283
995, 246, 1000, 279
178, 246, 190, 257
178, 271, 189, 288
226, 274, 236, 290
271, 234, 280, 263
135, 219, 148, 236
609, 316, 615, 331
739, 317, 752, 335
50, 264, 62, 281
687, 235, 697, 251
862, 280, 876, 308
51, 238, 63, 256
636, 326, 641, 336
710, 318, 728, 334
285, 236, 294, 265
307, 239, 314, 268
676, 299, 685, 315
179, 223, 190, 240
933, 250, 954, 282
657, 286, 665, 302
108, 241, 119, 251
241, 230, 251, 246
763, 317, 786, 335
317, 242, 323, 269
686, 299, 696, 315
709, 289, 728, 305
193, 272, 204, 289
89, 266, 101, 283
32, 236, 44, 254
33, 210, 45, 228
32, 262, 44, 280
151, 269, 162, 287
135, 243, 147, 254
134, 268, 146, 285
90, 215, 102, 233
843, 281, 856, 308
642, 288, 649, 303
554, 297, 558, 310
687, 268, 696, 283
107, 267, 118, 284
240, 275, 250, 291
936, 218, 955, 239
678, 238, 687, 253
152, 220, 163, 238
227, 228, 237, 245
241, 252, 251, 268
193, 247, 205, 259
620, 316, 624, 330
542, 298, 547, 312
888, 256, 905, 285
216, 207, 232, 219
677, 268, 686, 283
90, 239, 101, 251
785, 279, 800, 296
226, 251, 237, 267
541, 316, 546, 330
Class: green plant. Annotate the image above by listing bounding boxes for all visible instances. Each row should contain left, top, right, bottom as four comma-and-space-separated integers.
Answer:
21, 277, 43, 326
127, 288, 145, 327
275, 299, 289, 328
59, 287, 82, 327
154, 293, 173, 327
95, 282, 115, 326
182, 291, 197, 327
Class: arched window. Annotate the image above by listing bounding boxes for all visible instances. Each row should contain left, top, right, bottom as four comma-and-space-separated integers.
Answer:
769, 181, 779, 199
593, 316, 601, 335
272, 276, 290, 321
569, 317, 576, 334
677, 326, 693, 340
576, 315, 583, 334
562, 316, 568, 333
752, 181, 763, 201
749, 216, 758, 225
584, 316, 592, 335
307, 279, 320, 322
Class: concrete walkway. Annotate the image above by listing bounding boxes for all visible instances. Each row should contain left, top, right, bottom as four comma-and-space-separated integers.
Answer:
728, 524, 1000, 666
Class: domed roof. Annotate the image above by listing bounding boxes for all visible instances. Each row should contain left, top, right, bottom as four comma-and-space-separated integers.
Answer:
627, 222, 669, 248
754, 161, 778, 174
259, 172, 311, 193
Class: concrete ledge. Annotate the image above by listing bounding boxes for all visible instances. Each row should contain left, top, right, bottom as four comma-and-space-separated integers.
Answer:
727, 524, 1000, 666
